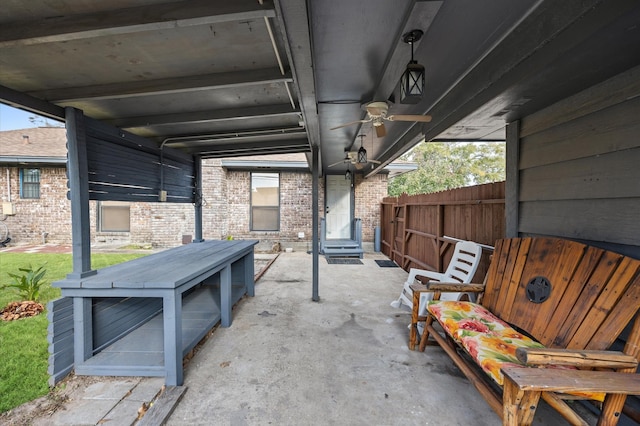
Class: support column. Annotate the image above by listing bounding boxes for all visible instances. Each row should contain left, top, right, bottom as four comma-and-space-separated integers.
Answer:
65, 107, 95, 278
73, 297, 93, 364
220, 264, 232, 327
312, 144, 320, 301
163, 292, 183, 386
193, 155, 204, 242
505, 120, 520, 238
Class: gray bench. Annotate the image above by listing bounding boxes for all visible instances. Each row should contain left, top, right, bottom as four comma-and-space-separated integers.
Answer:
54, 239, 258, 385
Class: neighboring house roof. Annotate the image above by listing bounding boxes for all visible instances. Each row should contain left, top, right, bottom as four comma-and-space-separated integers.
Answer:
222, 153, 309, 171
0, 127, 67, 165
222, 152, 417, 177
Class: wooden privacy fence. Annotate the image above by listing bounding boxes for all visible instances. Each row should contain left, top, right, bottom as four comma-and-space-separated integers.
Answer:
380, 182, 505, 282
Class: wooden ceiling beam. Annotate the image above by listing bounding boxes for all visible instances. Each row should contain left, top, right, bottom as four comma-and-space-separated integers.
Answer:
0, 0, 275, 48
29, 68, 292, 102
108, 104, 301, 128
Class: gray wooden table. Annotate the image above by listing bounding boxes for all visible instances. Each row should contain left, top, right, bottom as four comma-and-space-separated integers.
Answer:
54, 239, 258, 385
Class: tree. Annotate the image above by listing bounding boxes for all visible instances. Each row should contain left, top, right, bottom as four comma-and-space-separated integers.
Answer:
388, 141, 505, 196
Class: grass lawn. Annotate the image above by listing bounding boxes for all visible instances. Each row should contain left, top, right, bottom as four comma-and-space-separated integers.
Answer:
0, 252, 147, 413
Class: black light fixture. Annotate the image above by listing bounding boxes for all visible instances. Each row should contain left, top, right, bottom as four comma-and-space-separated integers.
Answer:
345, 166, 351, 181
357, 134, 367, 163
400, 29, 425, 104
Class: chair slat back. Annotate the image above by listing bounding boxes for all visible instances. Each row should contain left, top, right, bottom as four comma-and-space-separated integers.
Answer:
443, 241, 483, 284
482, 238, 640, 351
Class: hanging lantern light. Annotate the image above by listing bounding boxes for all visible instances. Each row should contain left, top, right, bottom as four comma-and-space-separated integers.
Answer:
357, 134, 367, 163
400, 29, 425, 104
345, 166, 351, 181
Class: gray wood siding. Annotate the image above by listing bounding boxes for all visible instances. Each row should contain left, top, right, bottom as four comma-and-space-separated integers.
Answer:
83, 117, 196, 203
92, 297, 163, 353
516, 65, 640, 255
47, 297, 74, 386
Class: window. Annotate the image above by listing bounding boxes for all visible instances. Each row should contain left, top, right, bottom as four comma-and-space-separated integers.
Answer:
98, 201, 131, 232
251, 172, 279, 231
20, 168, 40, 199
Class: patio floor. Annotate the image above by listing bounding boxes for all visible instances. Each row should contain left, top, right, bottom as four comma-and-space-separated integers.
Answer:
165, 251, 580, 425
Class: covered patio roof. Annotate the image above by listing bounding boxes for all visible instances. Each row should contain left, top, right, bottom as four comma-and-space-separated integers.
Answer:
2, 1, 639, 176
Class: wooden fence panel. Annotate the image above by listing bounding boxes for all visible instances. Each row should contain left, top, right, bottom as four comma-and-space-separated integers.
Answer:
381, 182, 505, 282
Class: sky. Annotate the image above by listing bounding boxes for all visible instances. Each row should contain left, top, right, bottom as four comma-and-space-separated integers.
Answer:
0, 104, 64, 131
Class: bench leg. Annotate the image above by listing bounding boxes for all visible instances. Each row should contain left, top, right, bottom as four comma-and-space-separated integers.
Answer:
244, 251, 255, 297
163, 293, 183, 386
73, 297, 93, 364
599, 393, 627, 426
503, 375, 540, 426
220, 264, 232, 327
409, 289, 421, 350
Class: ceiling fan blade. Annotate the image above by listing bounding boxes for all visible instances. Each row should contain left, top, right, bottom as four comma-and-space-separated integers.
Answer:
330, 120, 369, 130
386, 114, 432, 123
375, 124, 386, 138
328, 159, 347, 168
369, 159, 382, 164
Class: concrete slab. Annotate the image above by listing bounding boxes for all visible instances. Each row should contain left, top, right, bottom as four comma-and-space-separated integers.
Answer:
82, 379, 139, 400
126, 378, 165, 402
15, 251, 600, 425
165, 253, 489, 425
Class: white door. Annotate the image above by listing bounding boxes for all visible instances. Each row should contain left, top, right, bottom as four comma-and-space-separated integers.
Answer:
325, 175, 351, 239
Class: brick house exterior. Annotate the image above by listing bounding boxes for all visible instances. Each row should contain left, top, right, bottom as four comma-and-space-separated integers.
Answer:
1, 127, 399, 250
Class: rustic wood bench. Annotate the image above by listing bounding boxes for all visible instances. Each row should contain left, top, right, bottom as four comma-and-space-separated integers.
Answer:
409, 237, 640, 426
54, 239, 258, 386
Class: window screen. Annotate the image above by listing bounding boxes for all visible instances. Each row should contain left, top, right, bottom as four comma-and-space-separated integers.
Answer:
98, 201, 130, 232
20, 168, 40, 199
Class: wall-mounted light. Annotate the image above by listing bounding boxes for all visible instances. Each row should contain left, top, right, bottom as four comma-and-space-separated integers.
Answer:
400, 29, 425, 104
345, 167, 351, 181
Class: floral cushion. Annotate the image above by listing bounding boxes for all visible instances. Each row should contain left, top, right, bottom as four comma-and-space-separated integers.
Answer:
457, 330, 544, 385
426, 300, 511, 340
427, 300, 605, 402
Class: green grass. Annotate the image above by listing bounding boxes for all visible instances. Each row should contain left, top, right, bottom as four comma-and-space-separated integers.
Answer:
0, 252, 146, 413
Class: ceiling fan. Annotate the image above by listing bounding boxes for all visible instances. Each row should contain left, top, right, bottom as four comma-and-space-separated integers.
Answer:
327, 150, 359, 168
330, 101, 432, 137
327, 134, 382, 169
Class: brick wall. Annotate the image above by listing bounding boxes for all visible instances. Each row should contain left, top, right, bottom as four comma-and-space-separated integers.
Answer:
0, 162, 388, 248
354, 173, 387, 241
0, 166, 72, 245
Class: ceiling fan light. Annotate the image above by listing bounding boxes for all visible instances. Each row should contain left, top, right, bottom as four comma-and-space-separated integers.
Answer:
400, 61, 425, 104
357, 146, 367, 163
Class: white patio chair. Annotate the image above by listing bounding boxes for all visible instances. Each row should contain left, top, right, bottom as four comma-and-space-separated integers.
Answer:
390, 240, 483, 316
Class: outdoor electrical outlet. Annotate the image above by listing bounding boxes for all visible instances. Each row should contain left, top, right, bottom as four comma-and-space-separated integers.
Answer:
159, 190, 167, 202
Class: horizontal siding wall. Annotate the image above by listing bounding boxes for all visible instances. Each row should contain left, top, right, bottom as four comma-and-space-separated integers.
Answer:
47, 297, 74, 386
517, 65, 640, 257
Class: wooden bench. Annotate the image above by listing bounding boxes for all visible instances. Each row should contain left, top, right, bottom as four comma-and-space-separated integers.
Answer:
54, 239, 258, 386
409, 237, 640, 426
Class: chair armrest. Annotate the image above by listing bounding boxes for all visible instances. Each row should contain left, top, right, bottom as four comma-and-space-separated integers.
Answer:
408, 268, 446, 284
502, 366, 640, 394
516, 348, 639, 369
409, 283, 485, 294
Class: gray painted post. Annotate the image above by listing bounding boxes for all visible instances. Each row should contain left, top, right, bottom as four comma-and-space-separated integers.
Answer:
245, 251, 255, 297
193, 155, 204, 243
65, 107, 95, 278
312, 144, 319, 301
220, 264, 232, 327
505, 120, 520, 238
73, 297, 93, 364
163, 293, 183, 386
